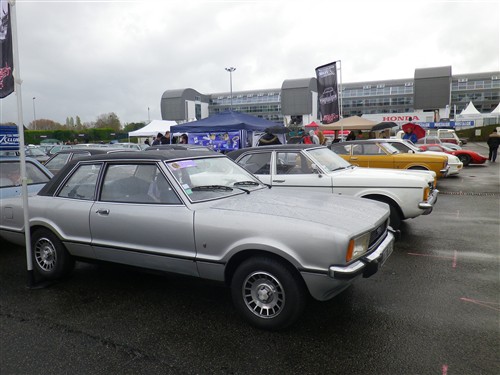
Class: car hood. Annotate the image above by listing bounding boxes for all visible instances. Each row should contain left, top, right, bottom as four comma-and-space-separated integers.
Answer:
332, 166, 434, 186
208, 188, 389, 234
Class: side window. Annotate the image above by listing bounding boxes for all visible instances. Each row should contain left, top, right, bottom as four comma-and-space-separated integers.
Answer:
100, 163, 181, 204
238, 152, 271, 175
58, 164, 101, 200
276, 152, 313, 174
362, 144, 382, 155
331, 145, 350, 155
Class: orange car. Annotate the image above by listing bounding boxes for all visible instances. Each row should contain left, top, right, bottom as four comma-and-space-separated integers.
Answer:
331, 139, 449, 179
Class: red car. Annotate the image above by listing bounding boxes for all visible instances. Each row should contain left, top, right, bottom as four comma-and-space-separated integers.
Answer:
418, 144, 488, 166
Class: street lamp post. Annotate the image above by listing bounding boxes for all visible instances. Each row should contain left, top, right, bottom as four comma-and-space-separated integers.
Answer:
225, 67, 236, 110
32, 97, 37, 130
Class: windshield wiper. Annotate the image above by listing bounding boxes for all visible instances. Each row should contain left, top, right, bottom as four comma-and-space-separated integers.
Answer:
233, 181, 260, 186
191, 185, 233, 192
331, 166, 348, 171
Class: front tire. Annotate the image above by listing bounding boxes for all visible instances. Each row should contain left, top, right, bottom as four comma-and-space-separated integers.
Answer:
457, 154, 471, 166
231, 257, 307, 330
32, 228, 75, 280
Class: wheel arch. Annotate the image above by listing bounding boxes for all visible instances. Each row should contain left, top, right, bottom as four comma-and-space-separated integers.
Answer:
224, 250, 305, 287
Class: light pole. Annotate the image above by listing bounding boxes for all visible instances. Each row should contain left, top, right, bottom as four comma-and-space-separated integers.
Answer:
225, 67, 236, 110
148, 106, 150, 122
32, 97, 37, 130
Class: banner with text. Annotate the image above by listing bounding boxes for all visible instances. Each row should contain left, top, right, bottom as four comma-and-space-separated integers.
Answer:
0, 0, 14, 98
315, 61, 339, 124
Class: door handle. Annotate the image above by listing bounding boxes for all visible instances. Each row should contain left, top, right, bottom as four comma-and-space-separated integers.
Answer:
272, 179, 285, 183
96, 209, 110, 215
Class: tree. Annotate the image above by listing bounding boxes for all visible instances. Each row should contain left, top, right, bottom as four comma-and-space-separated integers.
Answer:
95, 112, 121, 131
75, 116, 82, 128
29, 118, 63, 130
123, 122, 146, 133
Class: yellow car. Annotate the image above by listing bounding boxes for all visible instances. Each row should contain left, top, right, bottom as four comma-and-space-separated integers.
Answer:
330, 140, 449, 179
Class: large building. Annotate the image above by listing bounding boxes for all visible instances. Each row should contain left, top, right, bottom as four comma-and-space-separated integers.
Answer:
160, 66, 499, 125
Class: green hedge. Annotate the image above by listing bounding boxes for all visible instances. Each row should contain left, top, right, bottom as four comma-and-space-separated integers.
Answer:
24, 128, 130, 144
456, 124, 499, 142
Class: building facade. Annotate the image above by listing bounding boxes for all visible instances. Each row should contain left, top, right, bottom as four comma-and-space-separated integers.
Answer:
160, 66, 500, 125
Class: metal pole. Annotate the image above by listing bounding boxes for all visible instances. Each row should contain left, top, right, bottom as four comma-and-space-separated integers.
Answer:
32, 96, 36, 129
225, 67, 236, 110
10, 0, 36, 288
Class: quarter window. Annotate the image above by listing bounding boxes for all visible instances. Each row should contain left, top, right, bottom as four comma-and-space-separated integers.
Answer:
58, 164, 101, 200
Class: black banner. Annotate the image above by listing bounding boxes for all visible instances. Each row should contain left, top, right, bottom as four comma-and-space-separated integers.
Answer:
315, 61, 339, 124
0, 0, 14, 99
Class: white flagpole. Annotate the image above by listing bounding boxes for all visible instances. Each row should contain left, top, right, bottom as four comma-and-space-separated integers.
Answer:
9, 0, 35, 287
337, 60, 343, 137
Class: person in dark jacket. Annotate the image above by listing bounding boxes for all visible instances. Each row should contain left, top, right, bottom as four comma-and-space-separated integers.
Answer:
487, 130, 500, 162
152, 132, 163, 146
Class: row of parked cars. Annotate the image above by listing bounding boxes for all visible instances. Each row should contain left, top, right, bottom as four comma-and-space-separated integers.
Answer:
0, 137, 487, 330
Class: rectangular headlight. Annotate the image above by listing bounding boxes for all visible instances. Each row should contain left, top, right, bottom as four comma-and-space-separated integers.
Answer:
346, 232, 371, 262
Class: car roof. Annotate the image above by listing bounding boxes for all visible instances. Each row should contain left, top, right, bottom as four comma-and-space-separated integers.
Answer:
144, 144, 214, 151
51, 148, 112, 155
227, 144, 324, 159
39, 150, 225, 196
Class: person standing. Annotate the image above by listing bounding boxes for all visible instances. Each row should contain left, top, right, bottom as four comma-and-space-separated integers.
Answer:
487, 130, 500, 162
152, 133, 162, 146
309, 130, 320, 144
160, 131, 171, 144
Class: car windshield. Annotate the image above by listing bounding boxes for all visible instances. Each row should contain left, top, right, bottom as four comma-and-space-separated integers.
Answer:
165, 156, 265, 202
307, 147, 351, 172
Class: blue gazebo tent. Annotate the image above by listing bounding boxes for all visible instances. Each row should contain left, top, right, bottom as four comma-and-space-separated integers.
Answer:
170, 111, 284, 150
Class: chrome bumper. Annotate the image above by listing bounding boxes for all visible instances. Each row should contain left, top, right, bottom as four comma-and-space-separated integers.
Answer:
329, 230, 395, 280
418, 188, 439, 214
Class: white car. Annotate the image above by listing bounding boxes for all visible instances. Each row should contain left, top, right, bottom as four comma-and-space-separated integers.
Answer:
227, 145, 439, 229
382, 138, 463, 176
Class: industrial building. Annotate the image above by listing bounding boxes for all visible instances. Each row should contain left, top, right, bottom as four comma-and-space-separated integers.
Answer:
160, 66, 499, 125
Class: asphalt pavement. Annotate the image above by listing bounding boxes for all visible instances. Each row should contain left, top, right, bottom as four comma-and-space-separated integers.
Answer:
0, 142, 498, 375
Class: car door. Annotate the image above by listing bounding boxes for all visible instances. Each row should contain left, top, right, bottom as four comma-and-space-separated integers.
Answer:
272, 151, 333, 192
352, 143, 395, 169
90, 162, 198, 277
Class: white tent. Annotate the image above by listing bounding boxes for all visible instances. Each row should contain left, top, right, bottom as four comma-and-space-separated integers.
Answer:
460, 101, 481, 115
128, 120, 178, 137
490, 102, 500, 114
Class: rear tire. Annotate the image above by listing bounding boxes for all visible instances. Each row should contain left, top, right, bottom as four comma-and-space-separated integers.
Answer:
32, 228, 75, 280
231, 256, 307, 330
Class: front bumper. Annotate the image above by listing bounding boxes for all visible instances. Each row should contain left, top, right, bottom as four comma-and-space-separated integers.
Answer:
329, 230, 395, 280
418, 188, 439, 214
439, 165, 450, 177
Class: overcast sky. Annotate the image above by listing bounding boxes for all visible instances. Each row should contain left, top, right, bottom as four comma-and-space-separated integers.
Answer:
0, 0, 498, 126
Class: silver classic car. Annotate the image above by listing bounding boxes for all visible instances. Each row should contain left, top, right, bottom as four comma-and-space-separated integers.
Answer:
227, 145, 438, 229
0, 151, 394, 330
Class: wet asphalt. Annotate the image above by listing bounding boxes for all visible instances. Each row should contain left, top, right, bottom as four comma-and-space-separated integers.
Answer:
0, 142, 498, 375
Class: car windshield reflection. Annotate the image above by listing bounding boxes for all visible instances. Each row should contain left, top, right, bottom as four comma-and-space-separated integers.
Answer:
307, 147, 352, 172
165, 157, 265, 202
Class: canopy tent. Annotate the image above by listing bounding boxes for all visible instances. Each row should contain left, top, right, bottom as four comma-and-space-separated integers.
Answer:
460, 101, 481, 115
170, 110, 281, 133
490, 102, 500, 114
170, 111, 285, 150
305, 121, 320, 128
318, 116, 378, 131
128, 120, 178, 137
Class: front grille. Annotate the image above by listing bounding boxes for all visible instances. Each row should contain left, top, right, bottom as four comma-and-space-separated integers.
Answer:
369, 220, 388, 248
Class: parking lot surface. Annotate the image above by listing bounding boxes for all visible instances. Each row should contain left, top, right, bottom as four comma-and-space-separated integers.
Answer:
1, 142, 498, 375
